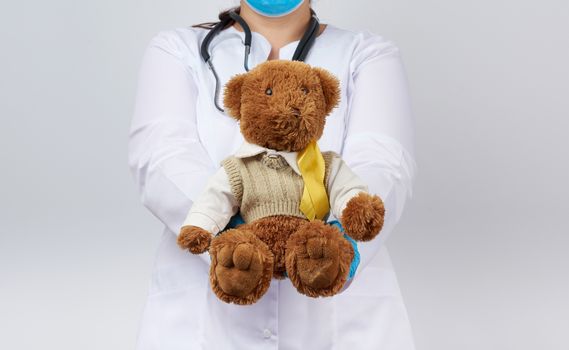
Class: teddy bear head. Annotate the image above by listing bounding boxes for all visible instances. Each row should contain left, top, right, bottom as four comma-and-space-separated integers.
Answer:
223, 60, 340, 152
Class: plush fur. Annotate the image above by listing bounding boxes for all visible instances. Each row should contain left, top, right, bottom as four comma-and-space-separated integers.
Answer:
178, 225, 211, 254
285, 220, 354, 297
178, 60, 385, 305
223, 60, 340, 152
209, 228, 274, 305
244, 215, 308, 279
341, 192, 385, 241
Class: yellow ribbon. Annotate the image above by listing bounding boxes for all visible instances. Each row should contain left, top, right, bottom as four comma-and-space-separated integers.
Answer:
297, 140, 330, 221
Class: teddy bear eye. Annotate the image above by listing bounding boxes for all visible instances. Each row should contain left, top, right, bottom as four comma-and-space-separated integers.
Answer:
265, 87, 273, 96
301, 86, 309, 94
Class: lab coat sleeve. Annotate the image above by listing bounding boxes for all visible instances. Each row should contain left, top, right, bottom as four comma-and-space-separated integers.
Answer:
128, 30, 216, 265
342, 31, 418, 274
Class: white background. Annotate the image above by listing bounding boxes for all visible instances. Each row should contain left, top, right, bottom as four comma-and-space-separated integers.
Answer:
1, 0, 568, 349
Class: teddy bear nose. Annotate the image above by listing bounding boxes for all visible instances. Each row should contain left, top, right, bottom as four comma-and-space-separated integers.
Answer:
291, 107, 301, 117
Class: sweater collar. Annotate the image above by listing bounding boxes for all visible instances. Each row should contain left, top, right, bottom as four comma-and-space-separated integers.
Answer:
234, 141, 302, 176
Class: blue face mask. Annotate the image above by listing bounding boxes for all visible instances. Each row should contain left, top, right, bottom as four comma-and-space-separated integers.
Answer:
244, 0, 305, 17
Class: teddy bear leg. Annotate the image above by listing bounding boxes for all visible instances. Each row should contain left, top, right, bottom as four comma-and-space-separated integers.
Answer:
285, 220, 354, 298
209, 228, 274, 305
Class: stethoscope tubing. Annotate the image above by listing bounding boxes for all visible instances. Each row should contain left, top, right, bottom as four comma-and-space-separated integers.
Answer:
200, 9, 320, 112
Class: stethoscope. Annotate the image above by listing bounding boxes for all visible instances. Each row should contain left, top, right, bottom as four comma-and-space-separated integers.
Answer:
200, 8, 321, 112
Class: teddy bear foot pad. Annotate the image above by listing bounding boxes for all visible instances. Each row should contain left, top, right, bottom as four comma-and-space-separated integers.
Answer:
209, 228, 274, 305
285, 220, 354, 298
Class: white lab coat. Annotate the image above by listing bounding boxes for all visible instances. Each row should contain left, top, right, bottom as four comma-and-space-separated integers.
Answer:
128, 22, 417, 350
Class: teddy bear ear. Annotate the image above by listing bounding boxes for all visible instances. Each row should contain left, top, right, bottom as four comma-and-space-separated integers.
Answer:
312, 67, 341, 116
223, 73, 247, 120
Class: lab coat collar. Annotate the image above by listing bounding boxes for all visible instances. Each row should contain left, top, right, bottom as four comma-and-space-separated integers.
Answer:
234, 141, 302, 176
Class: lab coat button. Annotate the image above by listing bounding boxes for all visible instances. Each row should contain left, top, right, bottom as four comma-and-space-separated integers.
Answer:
263, 329, 272, 339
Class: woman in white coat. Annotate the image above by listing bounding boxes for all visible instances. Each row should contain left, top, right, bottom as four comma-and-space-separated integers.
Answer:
128, 1, 417, 349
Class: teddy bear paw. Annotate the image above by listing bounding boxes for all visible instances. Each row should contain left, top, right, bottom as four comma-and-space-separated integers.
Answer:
341, 192, 385, 242
285, 221, 354, 298
209, 229, 274, 305
178, 225, 212, 254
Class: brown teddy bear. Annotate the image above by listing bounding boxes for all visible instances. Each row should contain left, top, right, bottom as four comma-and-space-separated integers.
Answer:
177, 60, 385, 305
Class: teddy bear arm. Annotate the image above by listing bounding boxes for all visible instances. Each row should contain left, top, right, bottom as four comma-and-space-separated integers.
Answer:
177, 167, 240, 253
327, 156, 368, 218
327, 156, 385, 241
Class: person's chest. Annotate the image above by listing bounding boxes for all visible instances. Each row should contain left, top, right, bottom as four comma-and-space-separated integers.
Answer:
189, 27, 355, 168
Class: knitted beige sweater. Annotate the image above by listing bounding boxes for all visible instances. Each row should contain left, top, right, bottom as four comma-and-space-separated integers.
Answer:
221, 152, 336, 223
181, 142, 369, 235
